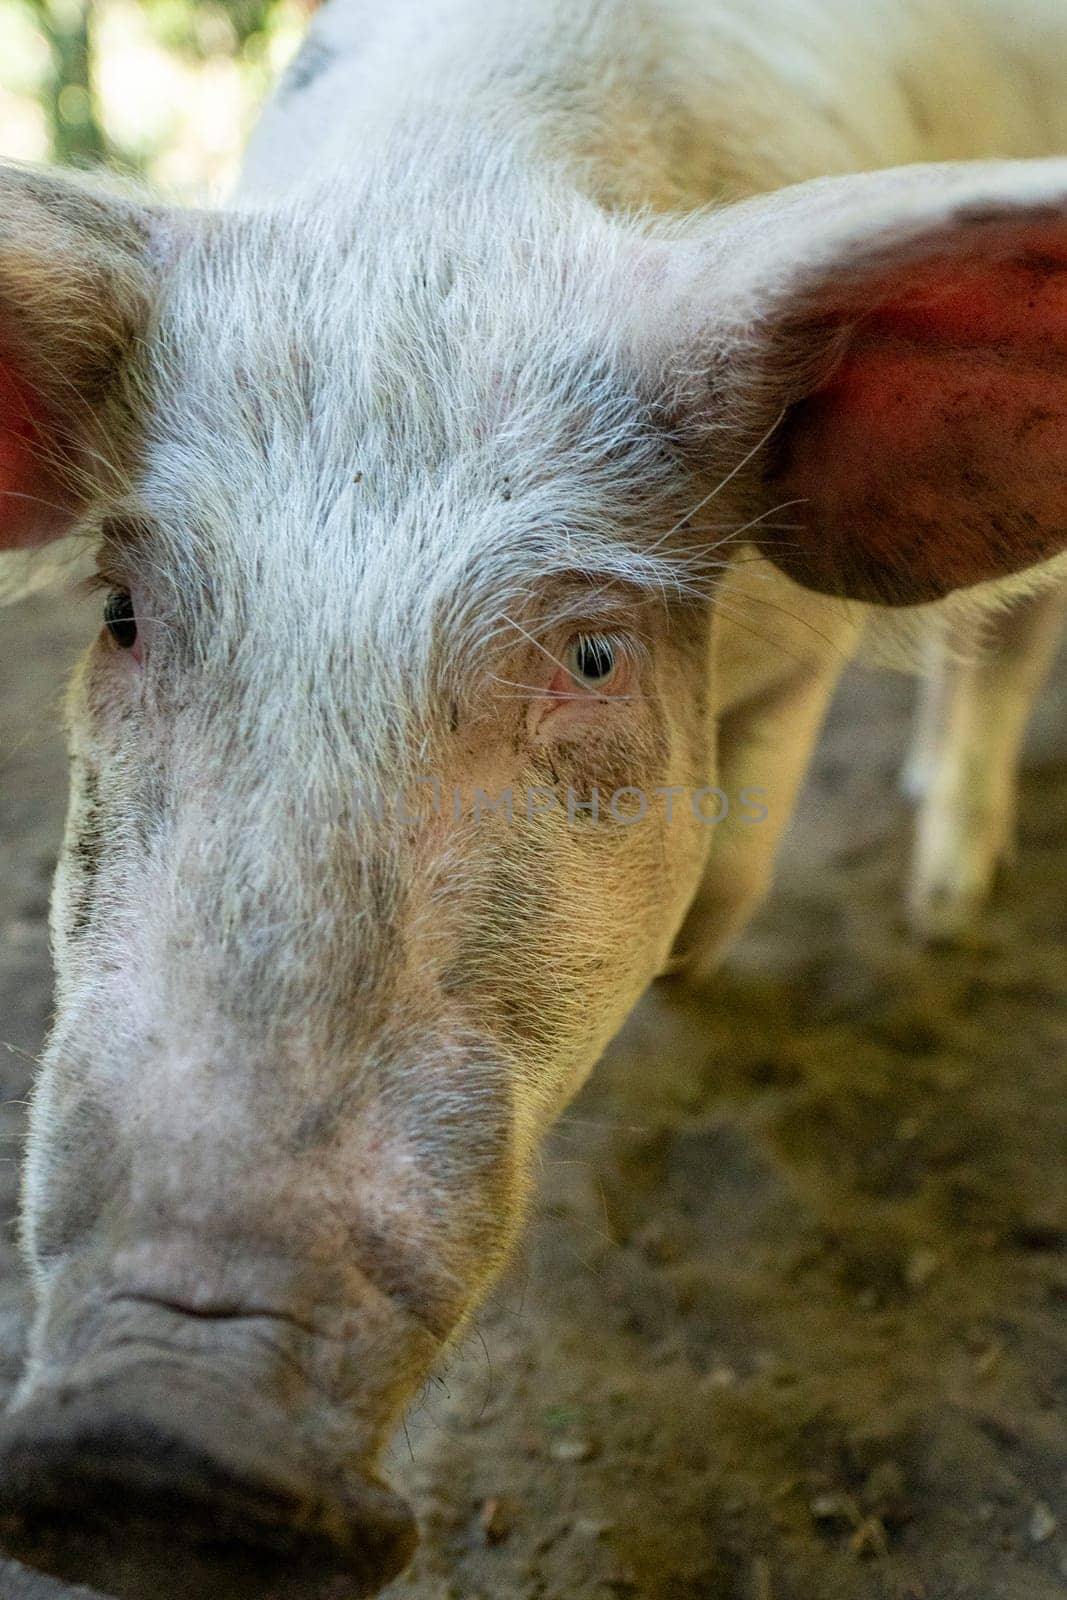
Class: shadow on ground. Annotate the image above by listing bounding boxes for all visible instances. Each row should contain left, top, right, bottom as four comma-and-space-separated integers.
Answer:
1, 593, 1064, 1600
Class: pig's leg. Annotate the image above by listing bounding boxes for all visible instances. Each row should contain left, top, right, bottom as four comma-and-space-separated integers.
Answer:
667, 557, 857, 987
906, 585, 1067, 942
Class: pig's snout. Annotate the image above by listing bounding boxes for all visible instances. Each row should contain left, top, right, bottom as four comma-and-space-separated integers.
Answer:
0, 1340, 417, 1600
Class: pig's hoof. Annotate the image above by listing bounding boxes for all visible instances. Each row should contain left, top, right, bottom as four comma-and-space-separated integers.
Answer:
906, 811, 1012, 946
0, 1387, 416, 1600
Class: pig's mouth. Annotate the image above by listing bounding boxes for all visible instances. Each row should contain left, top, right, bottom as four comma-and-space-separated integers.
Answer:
0, 1298, 423, 1599
0, 1402, 415, 1600
111, 1287, 330, 1332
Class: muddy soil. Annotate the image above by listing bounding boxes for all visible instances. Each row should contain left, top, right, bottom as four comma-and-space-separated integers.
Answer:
1, 590, 1064, 1600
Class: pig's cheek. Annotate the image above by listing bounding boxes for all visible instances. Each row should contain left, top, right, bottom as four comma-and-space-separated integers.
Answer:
86, 639, 147, 733
527, 691, 623, 746
529, 703, 653, 792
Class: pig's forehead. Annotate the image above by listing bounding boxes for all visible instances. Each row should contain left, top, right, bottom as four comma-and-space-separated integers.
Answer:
152, 193, 634, 425
121, 437, 683, 671
123, 209, 689, 625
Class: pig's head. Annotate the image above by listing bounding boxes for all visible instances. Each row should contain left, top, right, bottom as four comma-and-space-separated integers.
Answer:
1, 152, 1067, 1597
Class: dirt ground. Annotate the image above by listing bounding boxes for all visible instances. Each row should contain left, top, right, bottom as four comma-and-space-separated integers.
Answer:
1, 590, 1064, 1600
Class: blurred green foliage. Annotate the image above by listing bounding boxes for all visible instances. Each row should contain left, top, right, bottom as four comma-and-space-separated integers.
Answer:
15, 0, 294, 171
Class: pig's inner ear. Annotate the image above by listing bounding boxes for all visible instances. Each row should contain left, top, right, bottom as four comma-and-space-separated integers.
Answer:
0, 166, 157, 571
0, 360, 76, 550
769, 222, 1067, 604
685, 172, 1067, 607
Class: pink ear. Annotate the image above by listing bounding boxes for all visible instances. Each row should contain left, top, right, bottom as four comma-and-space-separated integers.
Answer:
771, 215, 1067, 603
0, 163, 159, 574
0, 359, 75, 550
652, 162, 1067, 604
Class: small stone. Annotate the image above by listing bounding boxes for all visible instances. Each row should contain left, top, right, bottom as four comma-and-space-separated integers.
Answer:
810, 1493, 858, 1525
550, 1435, 597, 1463
905, 1247, 941, 1289
602, 1568, 639, 1595
574, 1517, 613, 1539
973, 1340, 1004, 1377
849, 1516, 889, 1559
701, 1365, 739, 1390
1029, 1501, 1058, 1543
480, 1495, 516, 1544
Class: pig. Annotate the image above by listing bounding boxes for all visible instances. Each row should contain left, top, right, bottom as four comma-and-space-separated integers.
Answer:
904, 585, 1067, 940
0, 1, 1066, 1595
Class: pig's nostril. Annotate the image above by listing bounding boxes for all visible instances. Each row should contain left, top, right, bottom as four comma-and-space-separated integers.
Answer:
0, 1384, 417, 1600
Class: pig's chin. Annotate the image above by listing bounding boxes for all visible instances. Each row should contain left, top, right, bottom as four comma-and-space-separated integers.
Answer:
0, 1285, 435, 1598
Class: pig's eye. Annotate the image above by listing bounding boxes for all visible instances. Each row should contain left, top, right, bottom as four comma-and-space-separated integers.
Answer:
565, 633, 618, 689
104, 590, 138, 650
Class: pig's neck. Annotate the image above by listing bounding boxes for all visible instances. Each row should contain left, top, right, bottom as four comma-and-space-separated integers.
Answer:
239, 0, 1061, 214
